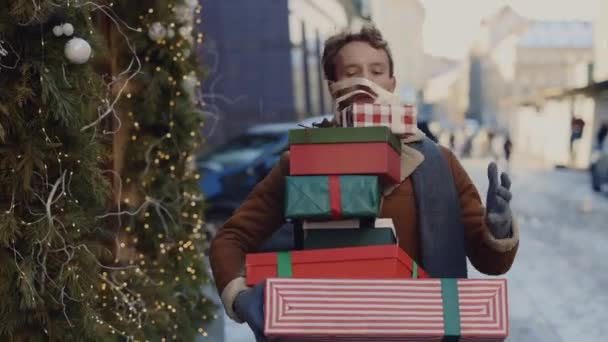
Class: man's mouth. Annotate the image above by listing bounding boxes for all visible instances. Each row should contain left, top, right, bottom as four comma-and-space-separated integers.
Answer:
351, 94, 375, 103
336, 91, 376, 111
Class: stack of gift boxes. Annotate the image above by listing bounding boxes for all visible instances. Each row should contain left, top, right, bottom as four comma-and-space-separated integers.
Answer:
245, 103, 509, 341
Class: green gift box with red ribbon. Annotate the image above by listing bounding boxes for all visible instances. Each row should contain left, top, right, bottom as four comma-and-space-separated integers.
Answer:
285, 175, 380, 220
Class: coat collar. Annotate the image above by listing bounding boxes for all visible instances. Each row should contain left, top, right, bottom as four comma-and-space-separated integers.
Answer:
383, 129, 426, 196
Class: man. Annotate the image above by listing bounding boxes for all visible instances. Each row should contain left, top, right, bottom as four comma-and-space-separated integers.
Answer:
209, 26, 519, 341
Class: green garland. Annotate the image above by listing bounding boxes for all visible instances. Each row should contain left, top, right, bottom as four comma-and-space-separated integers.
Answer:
92, 1, 214, 341
0, 1, 110, 340
0, 0, 213, 341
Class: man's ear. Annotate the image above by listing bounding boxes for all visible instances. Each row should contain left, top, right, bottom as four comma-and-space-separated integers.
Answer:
389, 77, 396, 92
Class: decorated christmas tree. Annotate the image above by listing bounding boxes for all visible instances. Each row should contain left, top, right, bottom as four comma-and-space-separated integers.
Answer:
0, 1, 111, 340
94, 0, 214, 340
0, 0, 213, 340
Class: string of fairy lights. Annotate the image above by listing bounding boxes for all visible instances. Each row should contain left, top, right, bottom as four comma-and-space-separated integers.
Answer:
4, 0, 213, 340
2, 1, 133, 331
92, 1, 213, 340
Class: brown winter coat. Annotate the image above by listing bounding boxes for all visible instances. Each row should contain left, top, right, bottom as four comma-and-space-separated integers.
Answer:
210, 146, 519, 304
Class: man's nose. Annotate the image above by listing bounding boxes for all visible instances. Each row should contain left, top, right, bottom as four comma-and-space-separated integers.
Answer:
361, 69, 372, 80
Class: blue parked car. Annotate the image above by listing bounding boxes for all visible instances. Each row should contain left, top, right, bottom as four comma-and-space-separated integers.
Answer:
198, 115, 332, 243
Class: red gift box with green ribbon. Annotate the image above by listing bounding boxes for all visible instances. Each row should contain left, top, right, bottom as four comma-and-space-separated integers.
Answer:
289, 142, 401, 184
264, 278, 509, 341
245, 245, 428, 287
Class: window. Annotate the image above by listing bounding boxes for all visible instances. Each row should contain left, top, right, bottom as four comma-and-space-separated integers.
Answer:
290, 17, 306, 118
307, 32, 321, 116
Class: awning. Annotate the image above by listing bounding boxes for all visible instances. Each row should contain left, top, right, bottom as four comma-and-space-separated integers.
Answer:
559, 79, 608, 98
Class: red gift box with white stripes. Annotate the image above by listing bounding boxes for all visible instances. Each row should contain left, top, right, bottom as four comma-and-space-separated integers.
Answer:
339, 103, 418, 136
264, 278, 508, 341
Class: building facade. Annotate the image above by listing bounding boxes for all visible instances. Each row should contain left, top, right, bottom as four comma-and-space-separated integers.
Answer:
593, 0, 608, 141
367, 0, 426, 104
514, 21, 594, 99
288, 0, 350, 121
510, 20, 597, 169
422, 56, 470, 126
200, 0, 355, 145
467, 7, 528, 128
469, 7, 594, 136
594, 0, 608, 82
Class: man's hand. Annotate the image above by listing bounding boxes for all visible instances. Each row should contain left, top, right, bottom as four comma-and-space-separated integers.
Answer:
486, 162, 513, 239
233, 282, 268, 341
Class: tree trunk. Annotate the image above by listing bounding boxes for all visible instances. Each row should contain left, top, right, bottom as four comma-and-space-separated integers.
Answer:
97, 4, 139, 264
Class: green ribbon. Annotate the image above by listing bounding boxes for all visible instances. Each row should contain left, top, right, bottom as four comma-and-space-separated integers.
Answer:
441, 278, 461, 342
412, 261, 418, 279
277, 251, 293, 278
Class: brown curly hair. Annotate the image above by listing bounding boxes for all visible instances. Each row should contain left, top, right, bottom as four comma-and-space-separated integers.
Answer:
321, 25, 394, 82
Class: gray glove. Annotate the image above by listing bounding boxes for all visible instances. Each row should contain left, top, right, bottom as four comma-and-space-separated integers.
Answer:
486, 162, 513, 239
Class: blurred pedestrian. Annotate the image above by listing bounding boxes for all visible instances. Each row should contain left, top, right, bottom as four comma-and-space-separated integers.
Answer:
449, 132, 456, 151
462, 137, 473, 158
597, 121, 607, 149
210, 25, 519, 341
570, 117, 586, 156
503, 134, 513, 173
488, 129, 497, 159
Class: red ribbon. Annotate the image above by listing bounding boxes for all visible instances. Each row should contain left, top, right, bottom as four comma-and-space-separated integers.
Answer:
328, 175, 342, 219
297, 124, 312, 143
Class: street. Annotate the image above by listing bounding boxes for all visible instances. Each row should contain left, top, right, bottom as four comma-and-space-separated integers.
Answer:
206, 155, 608, 342
466, 156, 608, 342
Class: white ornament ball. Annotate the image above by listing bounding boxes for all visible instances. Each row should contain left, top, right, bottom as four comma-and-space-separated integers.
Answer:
179, 25, 193, 38
181, 74, 198, 103
62, 23, 74, 37
53, 25, 64, 37
182, 74, 197, 90
148, 22, 167, 41
183, 49, 191, 58
185, 0, 198, 9
173, 5, 193, 23
64, 37, 92, 64
167, 28, 175, 39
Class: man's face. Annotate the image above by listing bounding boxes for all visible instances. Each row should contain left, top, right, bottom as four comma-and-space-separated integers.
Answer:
332, 41, 396, 95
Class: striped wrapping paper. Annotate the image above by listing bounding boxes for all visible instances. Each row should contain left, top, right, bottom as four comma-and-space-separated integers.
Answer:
264, 278, 508, 342
339, 103, 418, 135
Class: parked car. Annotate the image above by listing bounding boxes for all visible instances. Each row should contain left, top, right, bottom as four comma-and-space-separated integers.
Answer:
198, 115, 332, 245
591, 141, 608, 192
